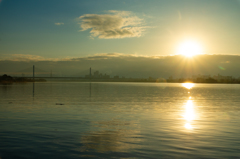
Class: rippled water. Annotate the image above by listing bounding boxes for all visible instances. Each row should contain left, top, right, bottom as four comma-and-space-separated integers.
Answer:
0, 82, 240, 158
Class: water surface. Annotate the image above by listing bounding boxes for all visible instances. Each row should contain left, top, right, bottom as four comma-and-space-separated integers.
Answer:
0, 82, 240, 158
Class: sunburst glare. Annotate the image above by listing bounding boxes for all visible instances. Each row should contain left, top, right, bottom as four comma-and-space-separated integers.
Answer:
177, 40, 203, 57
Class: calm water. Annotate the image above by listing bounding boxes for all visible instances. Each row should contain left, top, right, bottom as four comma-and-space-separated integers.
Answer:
0, 82, 240, 158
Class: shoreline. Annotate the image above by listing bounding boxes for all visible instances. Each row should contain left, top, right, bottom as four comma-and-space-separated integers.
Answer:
1, 80, 240, 84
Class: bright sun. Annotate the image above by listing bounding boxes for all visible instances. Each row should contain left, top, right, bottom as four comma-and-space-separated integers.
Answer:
177, 40, 203, 57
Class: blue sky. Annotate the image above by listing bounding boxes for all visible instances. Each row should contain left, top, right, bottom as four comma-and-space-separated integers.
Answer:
0, 0, 240, 60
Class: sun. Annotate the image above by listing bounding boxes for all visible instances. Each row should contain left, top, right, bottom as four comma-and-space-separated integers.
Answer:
177, 40, 203, 57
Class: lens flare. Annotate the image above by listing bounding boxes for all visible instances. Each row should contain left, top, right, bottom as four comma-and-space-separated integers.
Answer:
218, 66, 226, 70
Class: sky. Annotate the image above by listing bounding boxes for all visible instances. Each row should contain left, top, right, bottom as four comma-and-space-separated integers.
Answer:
0, 0, 240, 77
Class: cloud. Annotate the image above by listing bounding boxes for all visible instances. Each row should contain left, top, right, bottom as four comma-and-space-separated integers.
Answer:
0, 54, 71, 62
55, 22, 64, 26
0, 53, 161, 62
1, 54, 240, 78
78, 10, 145, 39
70, 53, 162, 61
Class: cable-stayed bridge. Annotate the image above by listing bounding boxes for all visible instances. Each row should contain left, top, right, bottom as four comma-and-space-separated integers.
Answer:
2, 65, 143, 82
9, 66, 99, 79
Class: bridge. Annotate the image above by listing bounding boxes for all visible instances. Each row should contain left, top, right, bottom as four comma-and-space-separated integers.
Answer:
8, 65, 108, 80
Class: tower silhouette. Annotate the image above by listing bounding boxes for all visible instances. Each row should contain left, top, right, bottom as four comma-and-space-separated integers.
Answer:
33, 65, 35, 80
90, 67, 92, 79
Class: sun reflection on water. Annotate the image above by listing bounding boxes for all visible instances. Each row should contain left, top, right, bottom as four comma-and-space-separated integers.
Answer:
184, 123, 193, 129
184, 100, 195, 121
182, 83, 196, 130
182, 83, 194, 89
183, 99, 196, 130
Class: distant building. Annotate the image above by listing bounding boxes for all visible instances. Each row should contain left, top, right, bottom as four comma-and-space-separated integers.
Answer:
85, 70, 110, 79
103, 73, 110, 79
93, 71, 99, 78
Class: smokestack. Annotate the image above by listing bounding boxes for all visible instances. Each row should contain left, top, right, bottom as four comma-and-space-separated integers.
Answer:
33, 65, 35, 81
90, 67, 91, 79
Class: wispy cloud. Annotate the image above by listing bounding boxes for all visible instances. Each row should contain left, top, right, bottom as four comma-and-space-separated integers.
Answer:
0, 53, 162, 62
3, 53, 240, 63
80, 53, 163, 60
0, 54, 71, 62
54, 22, 64, 26
78, 10, 145, 39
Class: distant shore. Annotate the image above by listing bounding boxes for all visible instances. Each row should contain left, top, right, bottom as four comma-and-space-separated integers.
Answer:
1, 74, 240, 84
9, 79, 238, 84
38, 77, 240, 84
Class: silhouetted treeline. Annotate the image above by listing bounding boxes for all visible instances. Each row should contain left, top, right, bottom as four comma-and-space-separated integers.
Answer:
0, 74, 13, 83
0, 74, 46, 84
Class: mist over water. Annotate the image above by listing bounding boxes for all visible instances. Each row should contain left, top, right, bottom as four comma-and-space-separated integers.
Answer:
0, 82, 240, 158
